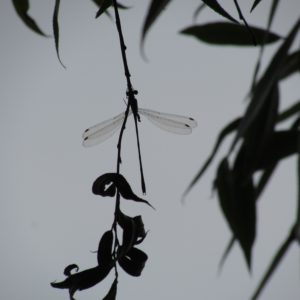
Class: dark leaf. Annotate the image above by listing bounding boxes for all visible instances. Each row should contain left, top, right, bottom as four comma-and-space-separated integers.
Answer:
251, 228, 295, 300
95, 0, 112, 18
250, 0, 280, 90
230, 19, 300, 152
94, 0, 129, 19
141, 0, 172, 47
117, 210, 147, 249
200, 0, 238, 23
215, 157, 256, 270
51, 265, 112, 299
279, 50, 300, 80
118, 247, 148, 276
233, 0, 257, 45
53, 0, 66, 68
218, 236, 235, 273
254, 164, 277, 200
180, 22, 281, 46
97, 230, 114, 267
237, 84, 279, 176
256, 130, 299, 170
64, 264, 79, 277
277, 101, 300, 123
92, 173, 154, 209
103, 278, 118, 300
182, 117, 240, 199
193, 3, 206, 22
12, 0, 47, 36
250, 0, 263, 12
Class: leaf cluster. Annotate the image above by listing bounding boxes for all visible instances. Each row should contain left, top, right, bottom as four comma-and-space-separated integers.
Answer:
51, 173, 152, 299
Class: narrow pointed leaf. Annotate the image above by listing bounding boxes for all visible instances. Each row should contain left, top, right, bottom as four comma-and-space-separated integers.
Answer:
141, 0, 172, 46
277, 101, 300, 123
250, 0, 263, 12
180, 22, 281, 46
250, 0, 280, 90
12, 0, 47, 36
103, 278, 118, 300
251, 228, 295, 300
193, 3, 206, 22
218, 236, 235, 273
279, 50, 300, 80
200, 0, 238, 23
95, 0, 112, 18
230, 19, 300, 152
53, 0, 66, 68
182, 117, 240, 199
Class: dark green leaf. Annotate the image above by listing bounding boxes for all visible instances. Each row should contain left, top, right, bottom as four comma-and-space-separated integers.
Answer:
103, 278, 118, 300
118, 247, 148, 277
230, 19, 300, 152
251, 228, 295, 300
180, 22, 281, 46
53, 0, 66, 68
97, 230, 114, 267
141, 0, 172, 47
182, 117, 240, 200
200, 0, 238, 23
92, 173, 154, 209
64, 264, 79, 277
279, 50, 300, 80
12, 0, 47, 36
51, 265, 112, 299
250, 0, 263, 12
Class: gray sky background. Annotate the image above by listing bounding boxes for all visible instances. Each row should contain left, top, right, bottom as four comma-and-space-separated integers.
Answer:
1, 1, 299, 299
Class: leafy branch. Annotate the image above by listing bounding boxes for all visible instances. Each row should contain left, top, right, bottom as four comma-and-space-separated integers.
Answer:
50, 1, 152, 299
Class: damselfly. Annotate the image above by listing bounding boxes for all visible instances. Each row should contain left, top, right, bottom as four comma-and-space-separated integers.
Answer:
82, 108, 197, 147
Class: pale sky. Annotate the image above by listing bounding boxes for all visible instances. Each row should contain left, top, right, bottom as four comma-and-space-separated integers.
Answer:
1, 1, 299, 300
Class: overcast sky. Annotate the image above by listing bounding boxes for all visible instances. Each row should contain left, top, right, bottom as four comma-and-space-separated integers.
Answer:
1, 1, 300, 300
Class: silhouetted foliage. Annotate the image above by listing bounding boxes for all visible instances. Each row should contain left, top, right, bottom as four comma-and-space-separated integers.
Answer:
10, 0, 300, 299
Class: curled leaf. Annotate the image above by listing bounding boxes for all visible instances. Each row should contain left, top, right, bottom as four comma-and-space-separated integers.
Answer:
51, 265, 112, 300
118, 247, 148, 277
92, 173, 154, 208
64, 264, 79, 277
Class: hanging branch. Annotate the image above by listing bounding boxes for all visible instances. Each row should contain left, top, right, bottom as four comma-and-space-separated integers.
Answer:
51, 2, 151, 300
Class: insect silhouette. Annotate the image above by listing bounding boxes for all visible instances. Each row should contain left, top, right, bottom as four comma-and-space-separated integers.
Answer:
82, 108, 197, 147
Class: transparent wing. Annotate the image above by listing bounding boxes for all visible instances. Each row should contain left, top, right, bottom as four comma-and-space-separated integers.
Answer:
82, 112, 125, 147
139, 108, 197, 128
139, 108, 197, 134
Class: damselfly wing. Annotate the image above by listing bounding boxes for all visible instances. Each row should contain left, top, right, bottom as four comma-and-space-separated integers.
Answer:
82, 108, 197, 147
